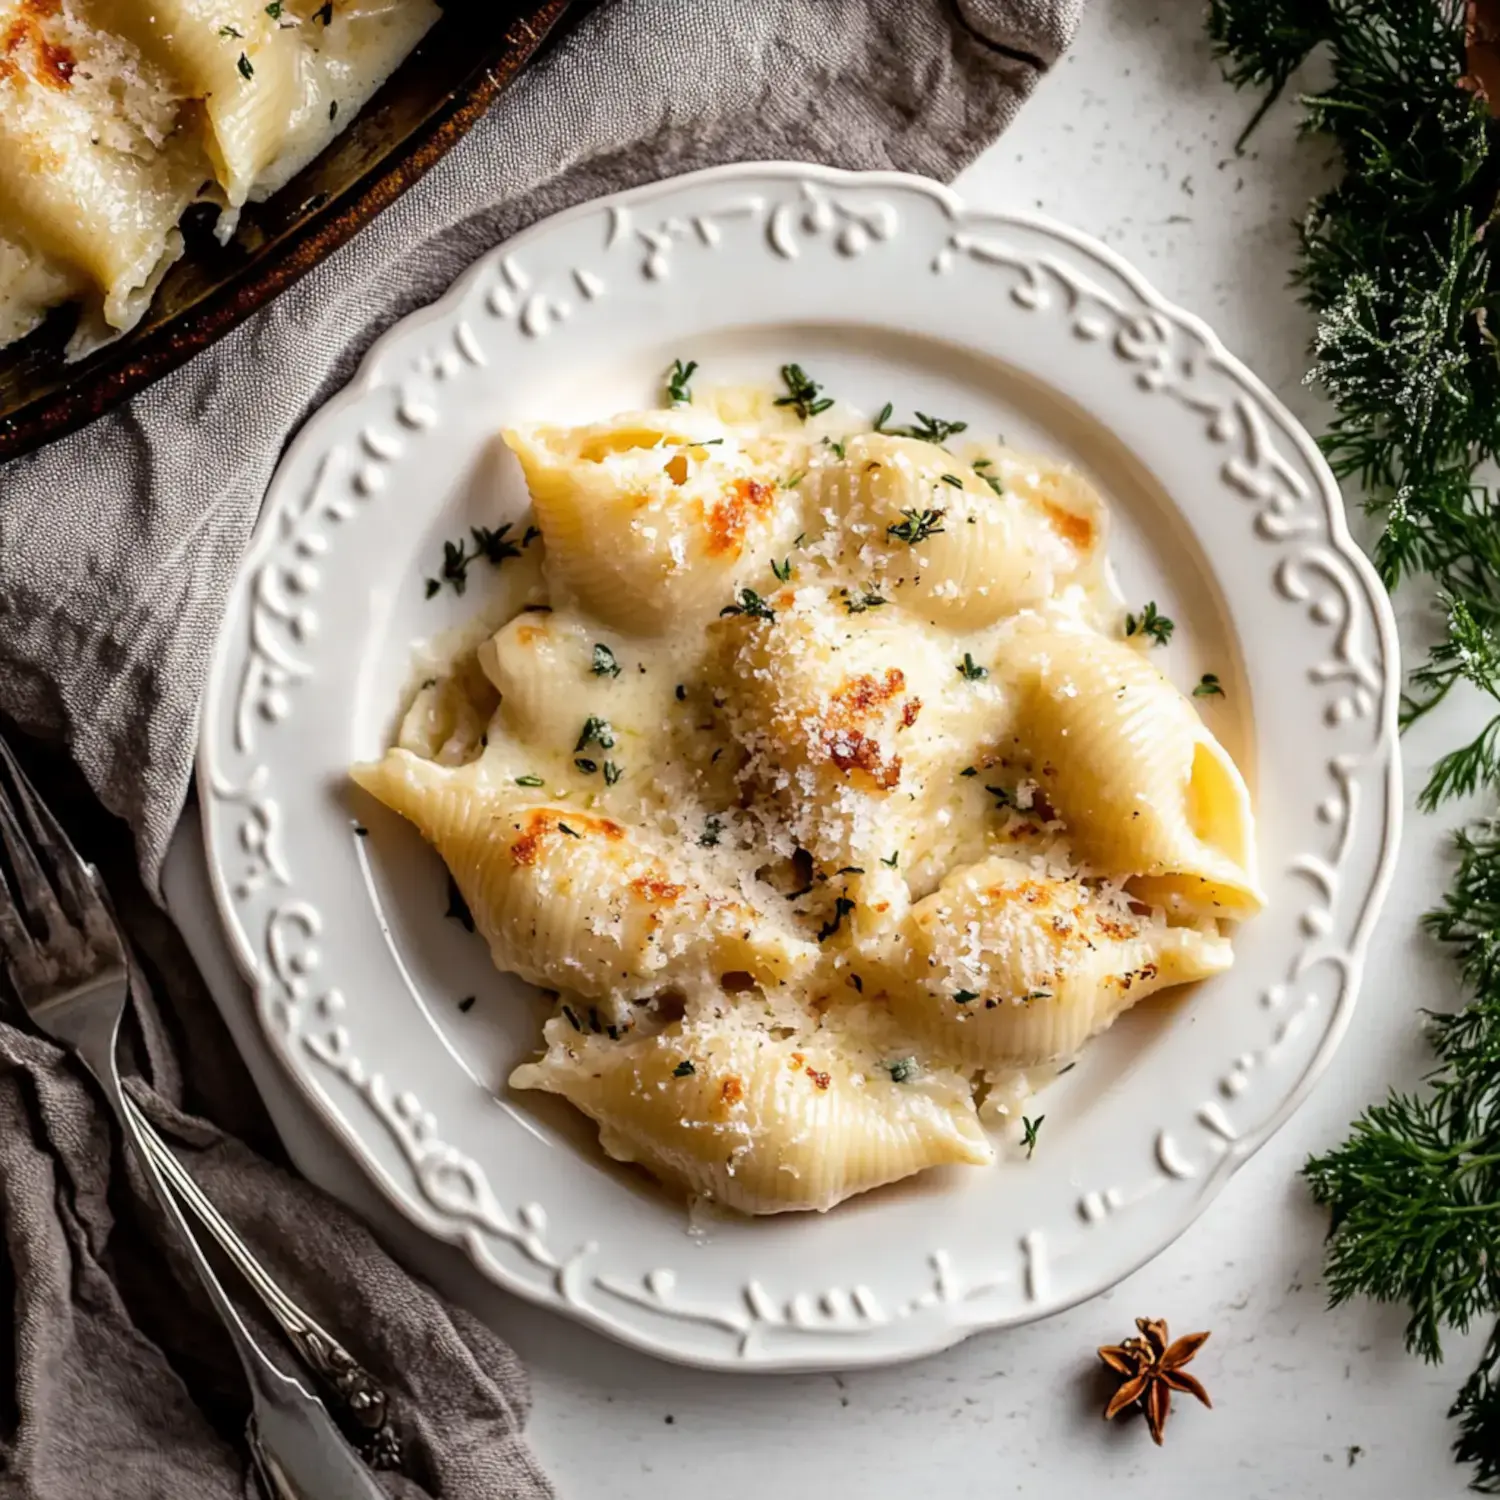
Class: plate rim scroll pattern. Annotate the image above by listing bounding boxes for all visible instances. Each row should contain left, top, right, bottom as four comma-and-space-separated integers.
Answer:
198, 163, 1403, 1372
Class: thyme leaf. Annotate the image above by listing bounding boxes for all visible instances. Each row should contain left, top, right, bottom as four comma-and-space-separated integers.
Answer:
774, 363, 834, 421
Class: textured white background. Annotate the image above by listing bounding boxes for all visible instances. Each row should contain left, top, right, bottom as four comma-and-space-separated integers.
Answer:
166, 2, 1493, 1494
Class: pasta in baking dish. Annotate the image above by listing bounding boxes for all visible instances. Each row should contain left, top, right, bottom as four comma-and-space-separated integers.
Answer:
0, 0, 438, 354
353, 370, 1264, 1216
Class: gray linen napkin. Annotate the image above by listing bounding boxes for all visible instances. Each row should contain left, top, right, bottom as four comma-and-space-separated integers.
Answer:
0, 0, 1082, 1494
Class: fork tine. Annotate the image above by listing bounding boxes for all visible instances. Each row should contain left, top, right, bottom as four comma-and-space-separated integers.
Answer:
0, 860, 47, 991
0, 762, 74, 948
0, 737, 113, 949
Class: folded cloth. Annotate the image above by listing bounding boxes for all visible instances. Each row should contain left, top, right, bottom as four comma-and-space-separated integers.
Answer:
0, 0, 1082, 1494
0, 748, 550, 1498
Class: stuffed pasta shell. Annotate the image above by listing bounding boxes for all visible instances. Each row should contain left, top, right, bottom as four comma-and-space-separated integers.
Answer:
511, 1012, 991, 1214
800, 433, 1107, 628
352, 751, 815, 1000
878, 856, 1233, 1069
993, 629, 1263, 919
504, 411, 801, 633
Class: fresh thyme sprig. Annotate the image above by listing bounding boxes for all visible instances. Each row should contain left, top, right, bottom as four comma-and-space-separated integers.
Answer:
1125, 601, 1174, 646
575, 716, 615, 753
720, 588, 776, 622
774, 363, 833, 421
887, 508, 946, 545
1209, 2, 1500, 1485
665, 358, 697, 405
424, 522, 537, 597
873, 404, 969, 447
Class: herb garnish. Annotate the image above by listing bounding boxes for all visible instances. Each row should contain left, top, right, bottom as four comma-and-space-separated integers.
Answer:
236, 50, 254, 78
673, 1060, 696, 1078
1021, 1115, 1044, 1158
220, 23, 244, 37
971, 456, 1005, 497
445, 875, 475, 933
592, 643, 622, 678
674, 684, 687, 701
887, 507, 946, 545
884, 1058, 917, 1083
841, 586, 887, 614
458, 995, 476, 1013
771, 557, 793, 582
720, 588, 776, 622
1125, 601, 1175, 647
575, 716, 615, 752
958, 652, 988, 681
960, 766, 978, 778
985, 784, 1014, 810
940, 473, 965, 489
1193, 673, 1225, 699
824, 437, 847, 459
265, 1, 283, 15
880, 851, 899, 868
516, 775, 544, 788
665, 358, 697, 405
557, 822, 580, 838
817, 896, 856, 942
873, 404, 969, 447
574, 757, 598, 774
774, 363, 833, 421
425, 523, 529, 597
313, 0, 332, 21
698, 815, 724, 848
954, 989, 979, 1005
603, 761, 623, 785
562, 1005, 582, 1032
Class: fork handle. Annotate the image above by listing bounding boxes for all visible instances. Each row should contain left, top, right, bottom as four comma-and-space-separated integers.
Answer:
123, 1095, 399, 1467
87, 1052, 389, 1500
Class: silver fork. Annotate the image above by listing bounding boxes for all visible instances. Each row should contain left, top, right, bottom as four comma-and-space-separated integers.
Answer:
0, 738, 392, 1500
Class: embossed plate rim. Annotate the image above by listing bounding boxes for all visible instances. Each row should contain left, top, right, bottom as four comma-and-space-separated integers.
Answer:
197, 162, 1402, 1371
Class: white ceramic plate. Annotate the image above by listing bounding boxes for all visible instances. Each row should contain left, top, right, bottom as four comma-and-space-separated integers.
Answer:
199, 163, 1401, 1371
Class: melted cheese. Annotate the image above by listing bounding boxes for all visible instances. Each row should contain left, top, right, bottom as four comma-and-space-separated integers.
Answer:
353, 387, 1264, 1214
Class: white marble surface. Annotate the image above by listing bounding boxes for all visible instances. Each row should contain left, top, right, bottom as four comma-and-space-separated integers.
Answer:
167, 2, 1494, 1494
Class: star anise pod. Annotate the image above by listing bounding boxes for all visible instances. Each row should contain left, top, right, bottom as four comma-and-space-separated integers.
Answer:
1098, 1317, 1212, 1445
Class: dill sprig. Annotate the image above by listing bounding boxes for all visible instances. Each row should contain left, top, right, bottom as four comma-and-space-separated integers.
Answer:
1210, 2, 1500, 1484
